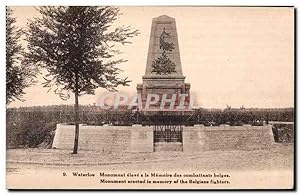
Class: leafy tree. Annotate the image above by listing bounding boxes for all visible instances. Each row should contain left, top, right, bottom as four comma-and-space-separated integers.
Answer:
6, 8, 36, 104
25, 6, 139, 154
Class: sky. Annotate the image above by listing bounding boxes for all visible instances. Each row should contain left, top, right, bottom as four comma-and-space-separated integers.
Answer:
8, 6, 294, 109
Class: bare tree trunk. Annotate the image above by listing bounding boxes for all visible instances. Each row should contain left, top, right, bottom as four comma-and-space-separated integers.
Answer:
72, 90, 79, 154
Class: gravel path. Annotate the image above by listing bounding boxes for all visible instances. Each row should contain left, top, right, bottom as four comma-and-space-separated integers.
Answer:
6, 143, 294, 189
7, 143, 293, 170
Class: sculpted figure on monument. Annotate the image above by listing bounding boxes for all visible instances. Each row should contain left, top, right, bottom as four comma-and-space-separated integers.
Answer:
159, 27, 175, 51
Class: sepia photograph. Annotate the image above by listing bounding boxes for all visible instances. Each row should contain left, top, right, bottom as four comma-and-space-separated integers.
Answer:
5, 5, 295, 190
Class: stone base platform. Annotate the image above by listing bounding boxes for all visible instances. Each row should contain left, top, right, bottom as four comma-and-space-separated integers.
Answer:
154, 142, 183, 152
52, 124, 274, 153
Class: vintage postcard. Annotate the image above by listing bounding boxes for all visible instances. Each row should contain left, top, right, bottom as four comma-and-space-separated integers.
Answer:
6, 6, 294, 190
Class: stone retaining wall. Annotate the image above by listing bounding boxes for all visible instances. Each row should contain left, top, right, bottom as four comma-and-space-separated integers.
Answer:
53, 124, 274, 152
52, 124, 152, 152
183, 124, 274, 151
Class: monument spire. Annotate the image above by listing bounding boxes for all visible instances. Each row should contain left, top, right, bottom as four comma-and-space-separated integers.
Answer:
137, 15, 191, 113
143, 15, 184, 78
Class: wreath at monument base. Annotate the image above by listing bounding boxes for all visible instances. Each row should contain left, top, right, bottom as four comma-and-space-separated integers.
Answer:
152, 51, 176, 75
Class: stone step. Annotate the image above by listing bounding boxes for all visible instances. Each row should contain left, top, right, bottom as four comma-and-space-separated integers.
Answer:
154, 142, 183, 152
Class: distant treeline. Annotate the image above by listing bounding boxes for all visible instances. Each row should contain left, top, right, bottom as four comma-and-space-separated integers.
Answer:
7, 105, 294, 126
7, 104, 294, 113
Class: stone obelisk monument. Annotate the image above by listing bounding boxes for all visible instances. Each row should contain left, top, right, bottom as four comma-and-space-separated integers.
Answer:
137, 15, 191, 113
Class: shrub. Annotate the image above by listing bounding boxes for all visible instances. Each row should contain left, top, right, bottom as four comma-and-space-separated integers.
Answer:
7, 112, 56, 148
